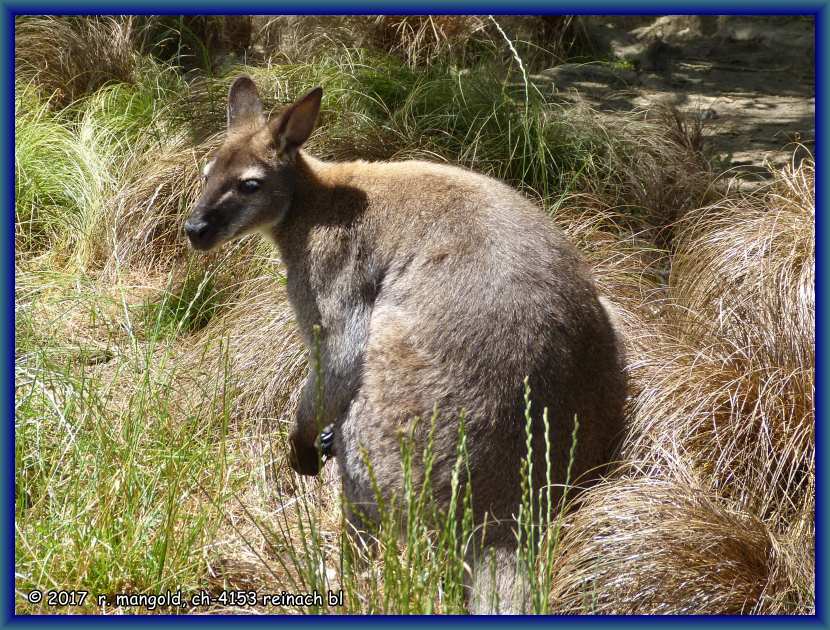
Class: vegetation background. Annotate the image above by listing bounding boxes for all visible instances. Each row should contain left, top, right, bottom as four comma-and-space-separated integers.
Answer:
14, 14, 814, 614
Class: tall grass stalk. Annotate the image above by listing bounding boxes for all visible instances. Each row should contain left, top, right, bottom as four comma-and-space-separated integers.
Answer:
513, 378, 578, 613
488, 15, 530, 116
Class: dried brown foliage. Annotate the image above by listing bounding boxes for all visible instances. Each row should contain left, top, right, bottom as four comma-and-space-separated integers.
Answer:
187, 261, 308, 427
554, 197, 668, 362
15, 16, 142, 106
670, 158, 814, 347
372, 16, 490, 66
599, 103, 714, 241
248, 15, 586, 68
547, 157, 815, 614
634, 158, 816, 526
549, 472, 810, 614
105, 138, 219, 272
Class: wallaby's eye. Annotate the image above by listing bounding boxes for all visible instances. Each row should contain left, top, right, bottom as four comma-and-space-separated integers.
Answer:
238, 179, 261, 194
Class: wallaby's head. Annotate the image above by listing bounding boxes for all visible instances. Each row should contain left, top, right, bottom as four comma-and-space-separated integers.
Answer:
185, 76, 322, 251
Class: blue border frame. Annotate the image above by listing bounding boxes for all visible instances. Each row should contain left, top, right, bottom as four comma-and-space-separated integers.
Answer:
816, 5, 826, 629
3, 1, 12, 627
3, 4, 825, 627
0, 2, 827, 13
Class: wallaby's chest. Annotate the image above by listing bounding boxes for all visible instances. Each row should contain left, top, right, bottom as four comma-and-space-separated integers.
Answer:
281, 225, 378, 342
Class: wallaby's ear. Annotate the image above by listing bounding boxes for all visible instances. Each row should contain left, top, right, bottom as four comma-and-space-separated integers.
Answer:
271, 87, 323, 157
227, 75, 264, 131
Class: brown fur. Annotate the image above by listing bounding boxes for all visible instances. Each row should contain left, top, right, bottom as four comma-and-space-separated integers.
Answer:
186, 77, 627, 613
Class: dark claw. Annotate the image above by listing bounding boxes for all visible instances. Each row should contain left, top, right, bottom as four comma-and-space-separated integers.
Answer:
316, 424, 336, 460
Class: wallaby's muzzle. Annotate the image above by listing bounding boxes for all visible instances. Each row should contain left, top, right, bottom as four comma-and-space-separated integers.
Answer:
184, 205, 225, 251
184, 216, 210, 247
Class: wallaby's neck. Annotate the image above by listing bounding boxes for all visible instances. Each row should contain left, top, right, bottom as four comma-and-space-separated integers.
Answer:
270, 151, 332, 249
291, 150, 332, 207
268, 151, 366, 261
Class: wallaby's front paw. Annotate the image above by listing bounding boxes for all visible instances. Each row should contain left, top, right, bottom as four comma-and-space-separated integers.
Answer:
288, 431, 321, 476
316, 424, 336, 459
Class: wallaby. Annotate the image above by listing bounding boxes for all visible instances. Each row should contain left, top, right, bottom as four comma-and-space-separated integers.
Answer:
185, 76, 626, 614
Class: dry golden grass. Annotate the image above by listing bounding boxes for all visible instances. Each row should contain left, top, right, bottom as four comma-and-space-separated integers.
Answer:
580, 103, 715, 243
199, 435, 344, 614
248, 15, 590, 70
546, 156, 814, 614
15, 16, 142, 106
635, 157, 816, 526
548, 469, 809, 614
626, 321, 813, 529
248, 16, 377, 64
184, 250, 308, 426
105, 138, 219, 273
670, 157, 814, 347
372, 16, 490, 66
554, 197, 668, 356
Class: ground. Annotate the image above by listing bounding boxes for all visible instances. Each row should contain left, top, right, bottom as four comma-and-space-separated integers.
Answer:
537, 16, 815, 183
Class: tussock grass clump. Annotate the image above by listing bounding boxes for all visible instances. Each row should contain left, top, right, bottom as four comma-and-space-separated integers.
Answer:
138, 15, 253, 72
14, 15, 251, 105
16, 69, 185, 268
70, 65, 184, 144
564, 104, 713, 240
15, 88, 118, 267
184, 250, 307, 427
626, 322, 813, 529
548, 472, 808, 614
248, 16, 382, 64
15, 16, 143, 107
107, 140, 215, 271
370, 16, 491, 67
629, 158, 815, 527
548, 156, 815, 615
15, 84, 100, 257
553, 197, 668, 355
670, 157, 814, 347
250, 16, 592, 70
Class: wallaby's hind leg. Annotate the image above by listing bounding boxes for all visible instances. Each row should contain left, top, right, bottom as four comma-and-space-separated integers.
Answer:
467, 543, 529, 614
335, 394, 383, 556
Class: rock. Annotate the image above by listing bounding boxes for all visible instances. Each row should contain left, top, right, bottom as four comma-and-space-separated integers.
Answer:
539, 63, 638, 90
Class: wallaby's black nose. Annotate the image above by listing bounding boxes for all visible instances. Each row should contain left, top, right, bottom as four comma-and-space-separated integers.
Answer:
184, 217, 209, 238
